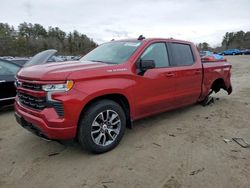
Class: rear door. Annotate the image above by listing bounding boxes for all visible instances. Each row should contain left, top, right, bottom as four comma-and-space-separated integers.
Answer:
167, 42, 202, 106
133, 42, 178, 118
0, 60, 20, 101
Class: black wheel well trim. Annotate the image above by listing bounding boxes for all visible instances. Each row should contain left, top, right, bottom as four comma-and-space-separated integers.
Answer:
210, 78, 228, 93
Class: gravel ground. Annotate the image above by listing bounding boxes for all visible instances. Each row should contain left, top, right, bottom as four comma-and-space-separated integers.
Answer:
0, 56, 250, 188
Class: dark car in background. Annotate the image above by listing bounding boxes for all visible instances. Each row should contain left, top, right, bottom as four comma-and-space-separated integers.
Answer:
240, 49, 250, 55
0, 59, 21, 108
219, 49, 241, 55
8, 58, 30, 66
0, 50, 65, 108
0, 57, 30, 66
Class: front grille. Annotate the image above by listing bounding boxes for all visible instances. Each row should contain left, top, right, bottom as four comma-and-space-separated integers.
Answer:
17, 92, 46, 110
17, 80, 65, 117
22, 83, 42, 91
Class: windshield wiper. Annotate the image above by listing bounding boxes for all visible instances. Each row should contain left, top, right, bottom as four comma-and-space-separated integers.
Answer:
88, 60, 118, 64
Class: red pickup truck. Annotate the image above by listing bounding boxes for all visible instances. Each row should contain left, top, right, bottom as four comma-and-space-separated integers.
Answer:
15, 37, 232, 153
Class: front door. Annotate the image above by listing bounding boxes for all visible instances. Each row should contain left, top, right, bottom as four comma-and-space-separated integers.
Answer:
133, 42, 178, 119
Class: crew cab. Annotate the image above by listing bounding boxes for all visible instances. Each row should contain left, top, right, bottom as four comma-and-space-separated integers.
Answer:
15, 37, 232, 153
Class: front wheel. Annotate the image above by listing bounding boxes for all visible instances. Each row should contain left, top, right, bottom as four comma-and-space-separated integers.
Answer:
78, 99, 126, 154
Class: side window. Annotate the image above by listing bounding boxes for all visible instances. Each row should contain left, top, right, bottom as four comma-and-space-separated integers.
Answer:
169, 43, 194, 66
140, 43, 169, 68
0, 61, 20, 75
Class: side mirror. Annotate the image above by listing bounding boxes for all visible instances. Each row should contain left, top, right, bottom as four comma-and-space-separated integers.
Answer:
136, 59, 155, 75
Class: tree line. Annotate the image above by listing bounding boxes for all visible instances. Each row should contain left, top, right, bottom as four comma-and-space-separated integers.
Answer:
1, 22, 249, 55
0, 22, 97, 56
197, 30, 250, 52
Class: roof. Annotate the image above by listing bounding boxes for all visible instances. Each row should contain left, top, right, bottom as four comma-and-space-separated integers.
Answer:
113, 37, 193, 44
0, 58, 22, 67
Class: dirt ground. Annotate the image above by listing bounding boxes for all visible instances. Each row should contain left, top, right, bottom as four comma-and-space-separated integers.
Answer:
0, 56, 250, 188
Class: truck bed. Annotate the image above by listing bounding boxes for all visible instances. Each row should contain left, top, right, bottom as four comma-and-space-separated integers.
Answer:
200, 61, 232, 101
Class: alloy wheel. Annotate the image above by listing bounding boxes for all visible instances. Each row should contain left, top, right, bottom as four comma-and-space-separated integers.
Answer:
91, 110, 121, 146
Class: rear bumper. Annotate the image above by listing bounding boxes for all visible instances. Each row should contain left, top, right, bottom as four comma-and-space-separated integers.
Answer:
15, 101, 77, 140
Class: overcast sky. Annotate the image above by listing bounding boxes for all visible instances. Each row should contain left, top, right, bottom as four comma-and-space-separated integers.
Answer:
1, 0, 250, 46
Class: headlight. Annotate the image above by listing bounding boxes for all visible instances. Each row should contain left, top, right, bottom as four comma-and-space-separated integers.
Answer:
42, 80, 74, 92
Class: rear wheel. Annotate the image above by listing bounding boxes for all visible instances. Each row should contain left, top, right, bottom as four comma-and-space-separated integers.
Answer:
78, 99, 126, 154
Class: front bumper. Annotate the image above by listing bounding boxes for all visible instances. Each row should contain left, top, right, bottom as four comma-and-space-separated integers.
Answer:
15, 101, 77, 140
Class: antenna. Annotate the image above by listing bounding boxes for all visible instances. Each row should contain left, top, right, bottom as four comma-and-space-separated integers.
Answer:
137, 35, 145, 40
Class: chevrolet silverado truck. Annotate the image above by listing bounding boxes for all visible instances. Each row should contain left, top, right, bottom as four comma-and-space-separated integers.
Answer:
15, 37, 232, 153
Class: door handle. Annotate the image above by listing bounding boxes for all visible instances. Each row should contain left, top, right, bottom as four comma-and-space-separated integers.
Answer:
164, 72, 175, 77
0, 80, 6, 83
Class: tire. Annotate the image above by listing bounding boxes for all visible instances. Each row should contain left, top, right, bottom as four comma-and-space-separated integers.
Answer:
78, 99, 126, 154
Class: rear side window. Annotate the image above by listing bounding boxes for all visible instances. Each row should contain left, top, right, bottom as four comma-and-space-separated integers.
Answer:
140, 43, 169, 68
169, 43, 194, 66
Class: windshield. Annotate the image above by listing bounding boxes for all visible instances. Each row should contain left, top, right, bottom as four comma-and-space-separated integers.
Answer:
81, 41, 142, 64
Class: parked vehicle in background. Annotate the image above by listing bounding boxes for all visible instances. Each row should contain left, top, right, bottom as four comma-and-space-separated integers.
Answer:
24, 49, 64, 67
72, 56, 82, 60
15, 37, 232, 153
0, 59, 21, 108
1, 52, 82, 67
240, 49, 250, 55
8, 58, 30, 66
219, 49, 241, 55
200, 51, 226, 62
47, 55, 64, 63
0, 56, 14, 60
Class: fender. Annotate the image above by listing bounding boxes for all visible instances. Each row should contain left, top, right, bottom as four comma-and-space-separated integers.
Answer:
75, 79, 135, 119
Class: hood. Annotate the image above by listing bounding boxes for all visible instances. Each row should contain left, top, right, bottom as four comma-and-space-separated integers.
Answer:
17, 60, 109, 81
24, 49, 58, 67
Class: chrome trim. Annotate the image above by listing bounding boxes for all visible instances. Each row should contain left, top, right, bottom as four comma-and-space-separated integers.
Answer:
0, 97, 16, 101
0, 80, 6, 83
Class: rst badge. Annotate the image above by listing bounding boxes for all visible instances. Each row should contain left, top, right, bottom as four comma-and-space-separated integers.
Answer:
107, 68, 128, 73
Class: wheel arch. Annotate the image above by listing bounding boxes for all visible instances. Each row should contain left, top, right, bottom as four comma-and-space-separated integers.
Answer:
210, 78, 231, 94
78, 93, 133, 132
